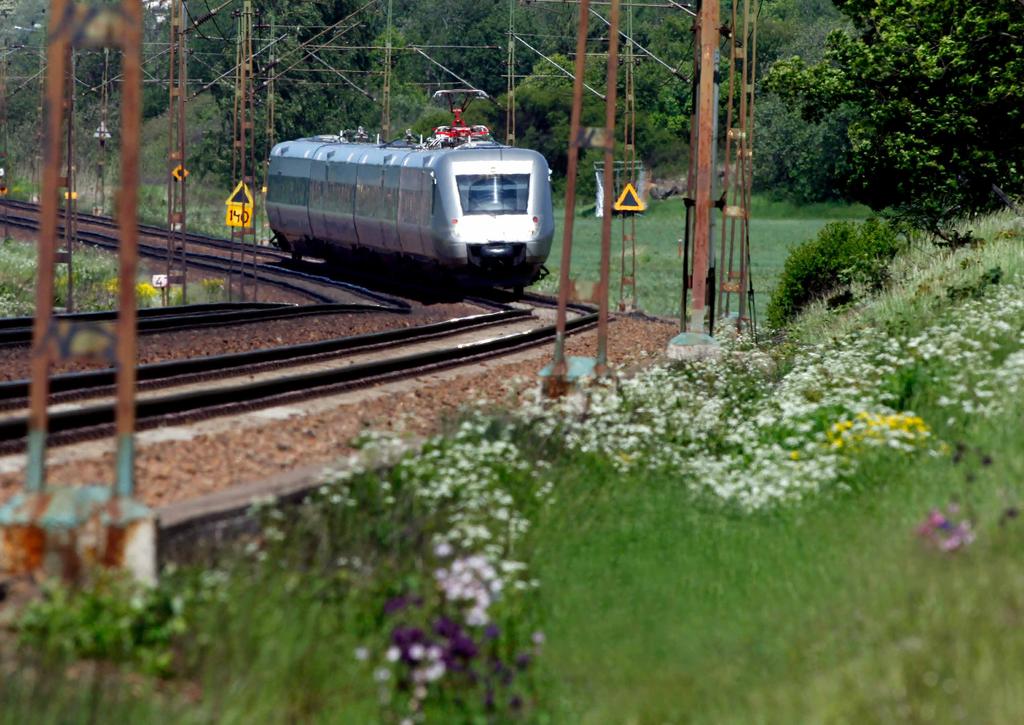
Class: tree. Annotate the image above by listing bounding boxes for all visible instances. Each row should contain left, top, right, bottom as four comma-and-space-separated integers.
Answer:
767, 0, 1024, 233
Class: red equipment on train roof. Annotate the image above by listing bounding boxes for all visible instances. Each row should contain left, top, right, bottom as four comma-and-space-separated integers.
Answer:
431, 89, 492, 146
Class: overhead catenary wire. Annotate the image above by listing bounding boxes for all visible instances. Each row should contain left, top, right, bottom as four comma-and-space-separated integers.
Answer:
588, 6, 689, 79
307, 49, 375, 100
409, 46, 496, 103
513, 33, 605, 100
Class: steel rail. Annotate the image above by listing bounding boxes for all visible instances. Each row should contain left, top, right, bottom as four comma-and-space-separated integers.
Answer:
3, 199, 290, 264
0, 312, 598, 452
0, 302, 281, 331
0, 309, 532, 405
0, 302, 414, 346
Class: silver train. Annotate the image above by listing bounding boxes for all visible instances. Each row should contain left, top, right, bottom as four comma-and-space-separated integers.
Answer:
265, 135, 555, 288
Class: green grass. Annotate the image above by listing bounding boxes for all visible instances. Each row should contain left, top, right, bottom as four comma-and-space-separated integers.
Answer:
0, 237, 123, 315
526, 213, 1024, 722
533, 194, 869, 318
532, 416, 1024, 722
0, 237, 233, 315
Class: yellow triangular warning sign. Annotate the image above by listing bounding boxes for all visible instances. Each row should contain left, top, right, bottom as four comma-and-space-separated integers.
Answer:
226, 180, 254, 206
613, 182, 645, 213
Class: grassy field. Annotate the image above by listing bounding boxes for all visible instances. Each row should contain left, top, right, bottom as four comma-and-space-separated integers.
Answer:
533, 195, 869, 319
0, 237, 232, 315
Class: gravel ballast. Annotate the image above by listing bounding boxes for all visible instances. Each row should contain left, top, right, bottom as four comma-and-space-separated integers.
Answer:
0, 316, 677, 508
0, 302, 487, 381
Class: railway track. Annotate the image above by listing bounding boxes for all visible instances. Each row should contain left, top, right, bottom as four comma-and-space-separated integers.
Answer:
0, 199, 409, 308
0, 301, 422, 346
0, 200, 600, 458
0, 307, 596, 453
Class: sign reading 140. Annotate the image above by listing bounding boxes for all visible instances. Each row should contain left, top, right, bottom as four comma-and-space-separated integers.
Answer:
225, 181, 254, 228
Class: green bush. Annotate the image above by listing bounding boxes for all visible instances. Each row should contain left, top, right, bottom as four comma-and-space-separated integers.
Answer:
767, 219, 903, 328
17, 572, 189, 677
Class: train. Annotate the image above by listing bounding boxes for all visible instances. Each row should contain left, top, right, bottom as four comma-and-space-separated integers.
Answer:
265, 92, 554, 290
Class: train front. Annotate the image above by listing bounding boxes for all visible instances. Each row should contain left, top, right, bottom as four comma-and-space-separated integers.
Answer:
432, 147, 554, 287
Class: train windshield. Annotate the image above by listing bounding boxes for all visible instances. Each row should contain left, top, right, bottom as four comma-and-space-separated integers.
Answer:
456, 174, 530, 215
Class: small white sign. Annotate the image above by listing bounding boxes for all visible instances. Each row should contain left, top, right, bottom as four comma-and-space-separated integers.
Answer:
151, 274, 169, 289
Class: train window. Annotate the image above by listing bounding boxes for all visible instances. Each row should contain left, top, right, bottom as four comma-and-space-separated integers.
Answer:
456, 174, 529, 215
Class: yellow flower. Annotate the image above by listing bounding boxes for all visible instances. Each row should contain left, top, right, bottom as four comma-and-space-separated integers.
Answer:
789, 450, 800, 461
135, 282, 158, 301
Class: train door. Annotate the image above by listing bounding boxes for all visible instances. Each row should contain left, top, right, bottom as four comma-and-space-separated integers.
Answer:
326, 151, 358, 247
381, 155, 402, 253
354, 150, 385, 251
308, 149, 330, 242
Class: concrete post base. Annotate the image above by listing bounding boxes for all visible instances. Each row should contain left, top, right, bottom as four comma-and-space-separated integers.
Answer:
0, 487, 156, 586
666, 332, 723, 362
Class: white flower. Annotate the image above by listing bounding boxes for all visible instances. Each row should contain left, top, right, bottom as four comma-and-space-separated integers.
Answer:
424, 661, 446, 682
374, 667, 391, 682
408, 644, 425, 661
386, 646, 400, 663
354, 646, 369, 662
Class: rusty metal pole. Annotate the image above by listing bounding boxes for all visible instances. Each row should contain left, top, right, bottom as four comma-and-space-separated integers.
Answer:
115, 0, 142, 499
6, 0, 154, 584
687, 0, 719, 334
25, 0, 71, 494
594, 0, 621, 376
544, 0, 591, 397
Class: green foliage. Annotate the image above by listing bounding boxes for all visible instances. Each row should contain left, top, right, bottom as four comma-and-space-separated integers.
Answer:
754, 0, 853, 203
946, 265, 1003, 303
767, 0, 1024, 229
753, 94, 853, 204
17, 573, 188, 677
767, 218, 903, 327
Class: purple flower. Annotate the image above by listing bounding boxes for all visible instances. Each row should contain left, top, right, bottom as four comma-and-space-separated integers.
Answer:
434, 616, 461, 639
484, 623, 500, 640
916, 506, 976, 552
384, 595, 410, 615
515, 652, 532, 670
449, 633, 479, 660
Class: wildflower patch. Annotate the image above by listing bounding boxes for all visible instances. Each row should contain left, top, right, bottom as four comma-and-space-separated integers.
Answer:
826, 412, 932, 453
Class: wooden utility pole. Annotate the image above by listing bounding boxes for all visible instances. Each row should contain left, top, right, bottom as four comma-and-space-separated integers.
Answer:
93, 48, 112, 217
231, 0, 257, 300
505, 0, 516, 145
687, 0, 719, 333
60, 47, 77, 312
618, 3, 638, 312
167, 0, 189, 304
381, 0, 393, 140
594, 0, 621, 375
0, 12, 9, 241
